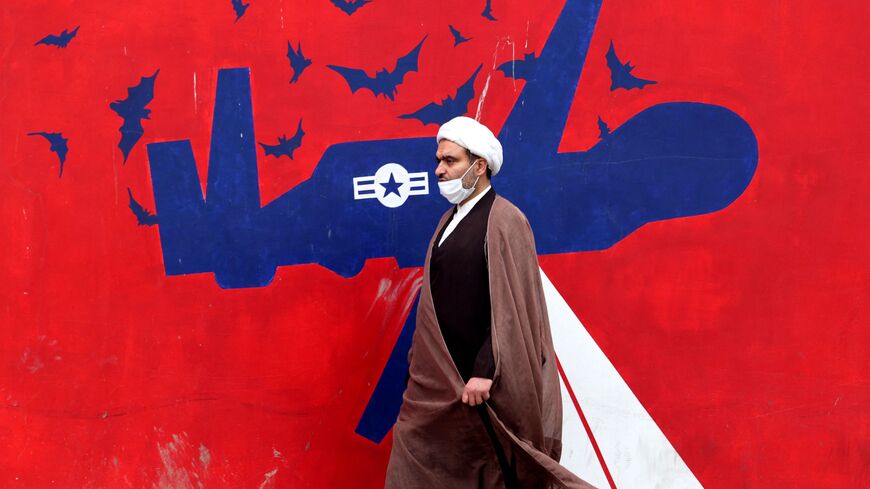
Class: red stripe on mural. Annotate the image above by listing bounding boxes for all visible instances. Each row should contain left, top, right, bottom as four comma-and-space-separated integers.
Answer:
556, 355, 618, 489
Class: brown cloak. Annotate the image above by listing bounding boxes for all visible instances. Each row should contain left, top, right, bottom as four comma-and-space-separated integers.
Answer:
386, 195, 597, 489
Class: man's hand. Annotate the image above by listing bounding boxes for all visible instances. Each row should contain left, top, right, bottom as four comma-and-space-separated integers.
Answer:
461, 377, 493, 406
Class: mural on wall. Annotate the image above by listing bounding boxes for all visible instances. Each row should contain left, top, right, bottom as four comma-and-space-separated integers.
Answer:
2, 0, 866, 488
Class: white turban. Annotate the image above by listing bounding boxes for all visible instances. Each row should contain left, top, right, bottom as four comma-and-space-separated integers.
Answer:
436, 116, 503, 176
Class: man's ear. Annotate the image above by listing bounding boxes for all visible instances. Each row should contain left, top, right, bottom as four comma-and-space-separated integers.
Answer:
476, 159, 488, 175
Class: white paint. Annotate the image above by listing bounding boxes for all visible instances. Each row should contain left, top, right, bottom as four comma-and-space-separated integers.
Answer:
541, 268, 704, 489
352, 162, 429, 208
474, 73, 491, 120
525, 21, 530, 49
198, 443, 211, 469
21, 347, 43, 373
193, 72, 198, 114
258, 468, 278, 489
477, 37, 516, 118
155, 433, 195, 489
558, 377, 611, 489
376, 278, 392, 300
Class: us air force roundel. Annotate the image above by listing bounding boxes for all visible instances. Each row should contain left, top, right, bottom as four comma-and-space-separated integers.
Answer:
353, 162, 430, 208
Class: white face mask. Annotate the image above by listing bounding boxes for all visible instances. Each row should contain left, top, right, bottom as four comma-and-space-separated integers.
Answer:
438, 159, 481, 204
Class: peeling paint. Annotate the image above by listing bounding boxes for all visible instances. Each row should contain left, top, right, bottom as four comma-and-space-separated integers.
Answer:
475, 72, 492, 121
21, 348, 43, 373
153, 432, 209, 489
257, 468, 278, 489
477, 37, 517, 120
198, 444, 211, 469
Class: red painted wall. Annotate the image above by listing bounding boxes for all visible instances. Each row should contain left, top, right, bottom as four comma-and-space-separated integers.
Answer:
1, 0, 866, 487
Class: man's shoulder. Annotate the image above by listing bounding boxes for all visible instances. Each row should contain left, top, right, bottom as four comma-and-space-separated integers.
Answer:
489, 195, 534, 240
488, 195, 538, 257
491, 195, 530, 226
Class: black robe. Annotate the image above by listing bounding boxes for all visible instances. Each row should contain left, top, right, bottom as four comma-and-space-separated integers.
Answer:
430, 189, 496, 381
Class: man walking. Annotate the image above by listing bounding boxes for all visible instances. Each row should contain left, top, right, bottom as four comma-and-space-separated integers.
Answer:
385, 117, 596, 489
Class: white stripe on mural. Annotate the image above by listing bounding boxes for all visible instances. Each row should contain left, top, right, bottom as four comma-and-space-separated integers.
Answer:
557, 376, 612, 489
542, 268, 703, 489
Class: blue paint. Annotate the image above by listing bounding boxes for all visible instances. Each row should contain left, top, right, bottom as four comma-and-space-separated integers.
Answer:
232, 0, 249, 22
146, 0, 755, 287
148, 68, 271, 288
606, 41, 656, 91
34, 26, 79, 48
27, 131, 68, 177
355, 291, 419, 443
449, 25, 472, 47
127, 188, 158, 226
286, 41, 312, 84
380, 173, 404, 197
260, 119, 304, 159
497, 52, 538, 81
327, 37, 425, 101
597, 115, 610, 139
481, 0, 497, 21
145, 0, 757, 440
110, 70, 159, 163
398, 65, 481, 126
355, 0, 754, 442
330, 0, 372, 16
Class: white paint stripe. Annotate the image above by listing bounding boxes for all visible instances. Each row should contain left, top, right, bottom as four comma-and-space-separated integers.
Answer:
541, 268, 704, 489
558, 375, 612, 489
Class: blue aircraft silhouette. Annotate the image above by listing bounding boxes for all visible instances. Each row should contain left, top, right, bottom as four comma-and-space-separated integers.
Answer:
145, 0, 757, 441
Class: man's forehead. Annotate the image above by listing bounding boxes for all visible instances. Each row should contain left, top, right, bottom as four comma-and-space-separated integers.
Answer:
436, 139, 466, 158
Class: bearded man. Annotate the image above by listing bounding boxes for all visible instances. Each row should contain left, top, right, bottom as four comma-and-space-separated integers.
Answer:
385, 117, 596, 489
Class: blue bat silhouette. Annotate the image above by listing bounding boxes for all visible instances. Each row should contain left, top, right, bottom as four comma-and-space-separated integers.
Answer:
606, 40, 656, 90
481, 0, 497, 21
597, 115, 610, 139
496, 52, 538, 81
127, 188, 158, 226
327, 37, 424, 100
27, 132, 68, 177
448, 25, 471, 47
259, 120, 305, 159
231, 0, 249, 22
34, 26, 79, 48
144, 0, 757, 440
398, 65, 481, 126
110, 70, 159, 163
286, 41, 312, 84
330, 0, 372, 16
